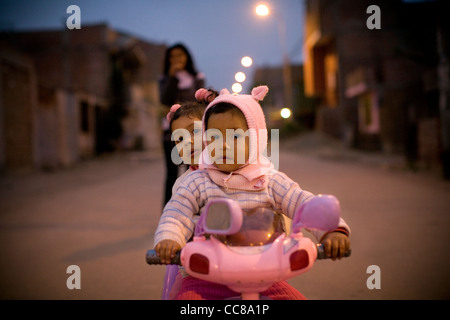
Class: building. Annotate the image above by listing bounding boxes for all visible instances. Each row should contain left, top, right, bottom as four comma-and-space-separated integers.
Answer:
303, 0, 450, 176
0, 24, 166, 171
253, 64, 317, 132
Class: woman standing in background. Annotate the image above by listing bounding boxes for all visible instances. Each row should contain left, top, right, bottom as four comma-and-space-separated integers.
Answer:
159, 43, 205, 206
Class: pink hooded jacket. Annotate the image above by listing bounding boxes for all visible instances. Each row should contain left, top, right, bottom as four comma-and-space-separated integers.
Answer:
199, 86, 274, 190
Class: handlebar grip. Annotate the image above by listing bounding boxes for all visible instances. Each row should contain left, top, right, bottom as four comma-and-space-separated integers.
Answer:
316, 243, 352, 260
146, 249, 182, 265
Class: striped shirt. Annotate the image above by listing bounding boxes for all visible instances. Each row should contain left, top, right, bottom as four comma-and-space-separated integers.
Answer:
154, 168, 350, 247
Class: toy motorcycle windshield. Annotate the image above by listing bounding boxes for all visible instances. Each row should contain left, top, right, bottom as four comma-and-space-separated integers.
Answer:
212, 208, 286, 247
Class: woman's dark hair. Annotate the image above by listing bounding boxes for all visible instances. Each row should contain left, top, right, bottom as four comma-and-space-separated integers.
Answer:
163, 43, 198, 77
204, 103, 245, 129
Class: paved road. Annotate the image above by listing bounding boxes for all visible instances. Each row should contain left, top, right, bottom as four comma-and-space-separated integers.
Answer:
1, 134, 449, 299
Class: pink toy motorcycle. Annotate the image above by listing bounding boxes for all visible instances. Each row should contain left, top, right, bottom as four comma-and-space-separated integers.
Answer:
147, 194, 350, 300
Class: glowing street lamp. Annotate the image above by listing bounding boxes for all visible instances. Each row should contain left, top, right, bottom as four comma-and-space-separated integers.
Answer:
232, 83, 243, 93
241, 56, 253, 68
280, 108, 291, 119
254, 3, 293, 109
235, 71, 246, 83
255, 4, 269, 16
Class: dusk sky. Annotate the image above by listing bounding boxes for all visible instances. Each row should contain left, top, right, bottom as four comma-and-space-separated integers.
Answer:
0, 0, 306, 93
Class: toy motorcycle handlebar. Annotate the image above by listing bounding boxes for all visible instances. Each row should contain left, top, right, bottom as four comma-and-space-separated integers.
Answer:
146, 249, 181, 265
146, 243, 351, 266
316, 243, 351, 259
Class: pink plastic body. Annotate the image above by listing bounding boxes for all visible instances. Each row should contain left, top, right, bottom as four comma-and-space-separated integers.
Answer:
180, 232, 318, 297
178, 195, 340, 299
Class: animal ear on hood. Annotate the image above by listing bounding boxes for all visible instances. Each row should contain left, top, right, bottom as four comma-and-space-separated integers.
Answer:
251, 85, 269, 101
220, 88, 231, 95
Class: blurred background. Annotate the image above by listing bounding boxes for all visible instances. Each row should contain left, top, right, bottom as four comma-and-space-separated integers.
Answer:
1, 0, 450, 301
0, 0, 449, 178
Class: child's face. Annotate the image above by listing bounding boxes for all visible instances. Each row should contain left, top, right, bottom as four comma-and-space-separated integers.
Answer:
171, 116, 203, 166
206, 110, 249, 172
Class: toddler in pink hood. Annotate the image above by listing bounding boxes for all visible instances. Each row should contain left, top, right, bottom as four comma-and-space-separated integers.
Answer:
154, 86, 351, 299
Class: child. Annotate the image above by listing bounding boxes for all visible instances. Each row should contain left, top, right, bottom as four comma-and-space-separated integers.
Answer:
161, 88, 217, 299
159, 43, 205, 206
166, 88, 218, 194
154, 85, 351, 300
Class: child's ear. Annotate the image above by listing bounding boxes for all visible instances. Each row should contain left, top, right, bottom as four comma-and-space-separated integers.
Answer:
251, 86, 269, 101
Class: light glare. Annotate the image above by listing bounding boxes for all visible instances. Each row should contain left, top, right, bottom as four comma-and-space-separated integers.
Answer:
232, 83, 243, 93
235, 72, 246, 83
241, 56, 253, 67
280, 108, 291, 119
256, 4, 269, 16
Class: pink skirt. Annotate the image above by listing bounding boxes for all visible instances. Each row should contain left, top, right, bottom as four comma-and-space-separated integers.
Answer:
174, 275, 307, 300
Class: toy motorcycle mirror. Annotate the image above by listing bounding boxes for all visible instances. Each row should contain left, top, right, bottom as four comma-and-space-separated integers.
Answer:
202, 198, 243, 235
292, 194, 340, 233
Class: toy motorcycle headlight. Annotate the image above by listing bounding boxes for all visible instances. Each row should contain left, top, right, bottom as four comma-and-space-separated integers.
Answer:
202, 198, 243, 235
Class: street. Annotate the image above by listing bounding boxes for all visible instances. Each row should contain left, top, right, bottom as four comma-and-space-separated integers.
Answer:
1, 133, 449, 300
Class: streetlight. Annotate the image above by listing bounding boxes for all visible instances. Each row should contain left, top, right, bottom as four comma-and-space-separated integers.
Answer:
232, 83, 243, 93
241, 56, 253, 68
280, 107, 292, 119
255, 4, 269, 16
235, 71, 246, 83
255, 3, 293, 110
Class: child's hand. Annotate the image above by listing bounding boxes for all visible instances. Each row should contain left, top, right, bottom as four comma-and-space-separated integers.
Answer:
321, 232, 350, 261
155, 240, 182, 264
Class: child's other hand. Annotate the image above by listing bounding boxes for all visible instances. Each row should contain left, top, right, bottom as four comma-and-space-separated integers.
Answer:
155, 240, 182, 264
321, 232, 350, 261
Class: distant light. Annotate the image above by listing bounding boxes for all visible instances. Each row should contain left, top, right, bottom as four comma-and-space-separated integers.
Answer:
255, 4, 270, 16
232, 83, 243, 93
235, 72, 246, 83
280, 108, 291, 119
241, 56, 253, 68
